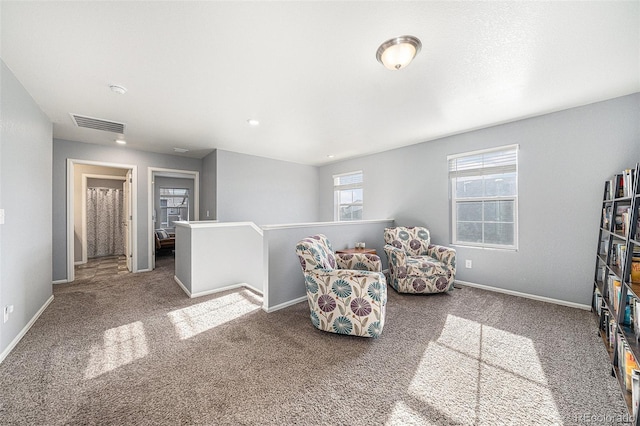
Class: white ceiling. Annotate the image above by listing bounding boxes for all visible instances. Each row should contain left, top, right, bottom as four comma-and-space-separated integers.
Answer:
1, 1, 638, 166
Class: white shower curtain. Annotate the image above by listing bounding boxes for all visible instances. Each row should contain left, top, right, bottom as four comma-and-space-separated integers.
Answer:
87, 187, 124, 258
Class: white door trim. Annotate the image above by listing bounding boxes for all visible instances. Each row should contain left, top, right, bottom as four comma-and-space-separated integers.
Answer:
66, 159, 138, 282
148, 167, 200, 270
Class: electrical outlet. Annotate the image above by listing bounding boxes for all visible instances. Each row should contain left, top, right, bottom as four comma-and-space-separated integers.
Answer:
465, 260, 472, 268
3, 306, 9, 323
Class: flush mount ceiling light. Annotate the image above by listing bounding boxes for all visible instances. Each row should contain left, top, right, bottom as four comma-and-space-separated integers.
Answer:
173, 147, 189, 153
115, 138, 126, 145
246, 119, 260, 126
109, 84, 127, 94
376, 35, 422, 70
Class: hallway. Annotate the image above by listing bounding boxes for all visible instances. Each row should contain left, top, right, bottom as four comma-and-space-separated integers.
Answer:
74, 255, 129, 282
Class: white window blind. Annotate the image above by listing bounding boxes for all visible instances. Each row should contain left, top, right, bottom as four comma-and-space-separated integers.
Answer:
448, 145, 518, 249
334, 171, 363, 221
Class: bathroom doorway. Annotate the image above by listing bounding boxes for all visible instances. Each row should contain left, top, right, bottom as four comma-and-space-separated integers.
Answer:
66, 159, 137, 283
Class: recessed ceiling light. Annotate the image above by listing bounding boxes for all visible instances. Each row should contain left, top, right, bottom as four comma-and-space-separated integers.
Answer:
173, 147, 189, 153
109, 84, 127, 94
247, 119, 260, 126
115, 139, 126, 145
327, 155, 335, 159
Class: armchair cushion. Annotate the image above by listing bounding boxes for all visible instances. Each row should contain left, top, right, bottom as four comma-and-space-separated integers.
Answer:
296, 234, 386, 338
155, 229, 170, 240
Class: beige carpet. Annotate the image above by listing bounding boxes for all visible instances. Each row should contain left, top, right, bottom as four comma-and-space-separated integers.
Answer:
0, 256, 629, 425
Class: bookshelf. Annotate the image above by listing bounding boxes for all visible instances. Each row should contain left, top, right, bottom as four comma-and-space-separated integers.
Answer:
593, 164, 640, 424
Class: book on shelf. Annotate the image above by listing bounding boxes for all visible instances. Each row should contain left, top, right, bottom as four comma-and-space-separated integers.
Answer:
625, 345, 639, 390
632, 258, 640, 283
600, 238, 610, 256
608, 274, 622, 313
603, 205, 612, 228
619, 207, 631, 237
633, 369, 640, 419
634, 369, 640, 418
594, 287, 603, 315
601, 305, 611, 342
622, 168, 636, 198
610, 243, 628, 269
605, 179, 613, 201
624, 295, 632, 326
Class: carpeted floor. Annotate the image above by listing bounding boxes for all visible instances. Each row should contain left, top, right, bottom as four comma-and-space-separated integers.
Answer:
0, 256, 630, 425
74, 255, 129, 281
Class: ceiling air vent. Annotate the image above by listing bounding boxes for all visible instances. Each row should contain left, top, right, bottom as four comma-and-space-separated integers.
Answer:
70, 113, 126, 134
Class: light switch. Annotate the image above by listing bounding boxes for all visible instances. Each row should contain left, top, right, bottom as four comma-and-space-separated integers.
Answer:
0, 209, 5, 224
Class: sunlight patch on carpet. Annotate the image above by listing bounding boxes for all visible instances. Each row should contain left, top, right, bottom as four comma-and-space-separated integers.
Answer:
386, 401, 442, 425
405, 314, 561, 424
168, 289, 262, 340
84, 321, 148, 380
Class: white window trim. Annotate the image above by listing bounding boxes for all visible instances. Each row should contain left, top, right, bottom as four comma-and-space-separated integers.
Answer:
333, 170, 363, 222
448, 145, 519, 250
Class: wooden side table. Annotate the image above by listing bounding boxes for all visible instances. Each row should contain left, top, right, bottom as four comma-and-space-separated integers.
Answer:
335, 247, 377, 256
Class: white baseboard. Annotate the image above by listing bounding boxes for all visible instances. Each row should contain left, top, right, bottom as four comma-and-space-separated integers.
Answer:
74, 260, 85, 266
455, 280, 590, 311
136, 268, 152, 273
52, 279, 68, 285
263, 296, 307, 313
0, 295, 54, 364
173, 276, 263, 299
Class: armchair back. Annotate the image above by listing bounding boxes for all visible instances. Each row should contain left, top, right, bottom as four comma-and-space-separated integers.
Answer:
384, 226, 431, 256
295, 234, 337, 272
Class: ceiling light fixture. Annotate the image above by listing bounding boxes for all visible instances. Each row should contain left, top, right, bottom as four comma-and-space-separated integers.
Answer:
247, 119, 260, 126
109, 84, 127, 94
173, 147, 189, 153
115, 139, 126, 145
376, 35, 422, 70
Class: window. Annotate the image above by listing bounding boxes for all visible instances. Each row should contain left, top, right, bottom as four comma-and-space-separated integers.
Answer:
334, 171, 363, 221
448, 145, 518, 249
159, 188, 189, 230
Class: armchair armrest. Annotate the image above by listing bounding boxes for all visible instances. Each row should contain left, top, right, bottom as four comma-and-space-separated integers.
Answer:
384, 244, 407, 267
427, 244, 456, 269
336, 253, 382, 272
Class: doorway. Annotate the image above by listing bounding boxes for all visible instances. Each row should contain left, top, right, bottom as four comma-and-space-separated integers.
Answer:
148, 168, 199, 270
66, 159, 137, 283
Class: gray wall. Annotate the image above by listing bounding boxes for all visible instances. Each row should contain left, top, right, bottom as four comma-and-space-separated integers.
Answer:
154, 176, 196, 230
200, 150, 217, 220
318, 94, 640, 306
0, 60, 53, 354
215, 149, 319, 226
52, 139, 202, 280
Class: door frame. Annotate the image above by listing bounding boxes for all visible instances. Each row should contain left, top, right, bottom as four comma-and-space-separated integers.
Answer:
81, 173, 126, 265
67, 159, 138, 282
148, 167, 199, 270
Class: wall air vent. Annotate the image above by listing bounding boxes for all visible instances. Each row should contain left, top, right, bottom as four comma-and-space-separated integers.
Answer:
69, 113, 126, 134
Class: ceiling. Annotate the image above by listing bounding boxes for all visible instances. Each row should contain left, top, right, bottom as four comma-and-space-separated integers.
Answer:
1, 1, 638, 166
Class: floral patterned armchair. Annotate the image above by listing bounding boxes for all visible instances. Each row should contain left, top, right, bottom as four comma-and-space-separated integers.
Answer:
383, 227, 456, 294
295, 234, 387, 338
